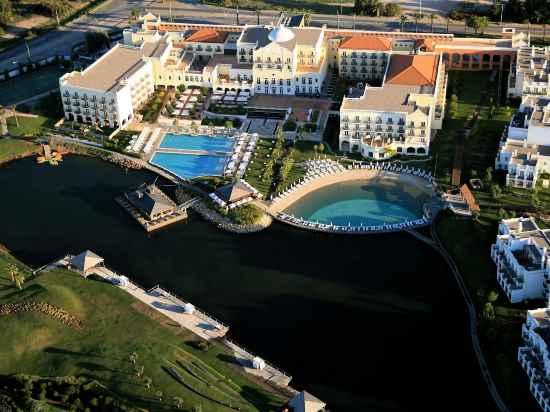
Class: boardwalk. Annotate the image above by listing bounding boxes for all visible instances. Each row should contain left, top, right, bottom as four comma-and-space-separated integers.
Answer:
89, 266, 229, 341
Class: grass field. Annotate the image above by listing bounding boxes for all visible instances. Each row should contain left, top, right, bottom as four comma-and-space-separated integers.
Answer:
430, 71, 511, 187
0, 137, 39, 164
0, 252, 284, 411
7, 115, 54, 136
0, 66, 68, 106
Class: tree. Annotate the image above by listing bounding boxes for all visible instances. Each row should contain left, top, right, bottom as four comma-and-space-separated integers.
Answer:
399, 14, 407, 32
144, 377, 152, 389
0, 0, 13, 27
483, 302, 495, 321
483, 166, 493, 188
383, 3, 401, 17
155, 391, 163, 401
224, 119, 234, 129
134, 365, 144, 378
303, 11, 311, 26
491, 184, 502, 200
85, 31, 110, 54
487, 290, 499, 303
173, 397, 184, 409
318, 143, 325, 154
129, 352, 138, 364
429, 13, 437, 32
466, 15, 489, 35
14, 272, 25, 289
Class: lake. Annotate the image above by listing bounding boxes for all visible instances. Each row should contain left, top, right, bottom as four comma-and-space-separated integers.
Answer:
0, 156, 495, 411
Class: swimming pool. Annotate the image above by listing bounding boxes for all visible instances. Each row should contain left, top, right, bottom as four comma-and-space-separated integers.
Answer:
284, 178, 429, 227
159, 133, 234, 153
150, 152, 228, 180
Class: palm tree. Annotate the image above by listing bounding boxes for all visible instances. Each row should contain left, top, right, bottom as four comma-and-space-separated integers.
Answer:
173, 397, 184, 409
144, 377, 152, 389
8, 264, 17, 282
129, 352, 138, 364
399, 14, 407, 32
429, 13, 437, 33
14, 272, 25, 290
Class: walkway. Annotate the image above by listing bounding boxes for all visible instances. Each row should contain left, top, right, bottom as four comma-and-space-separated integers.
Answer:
90, 266, 228, 341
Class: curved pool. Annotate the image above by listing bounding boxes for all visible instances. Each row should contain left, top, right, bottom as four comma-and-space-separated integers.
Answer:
283, 176, 430, 227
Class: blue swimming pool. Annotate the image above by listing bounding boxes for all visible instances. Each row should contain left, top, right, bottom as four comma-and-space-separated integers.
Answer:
159, 133, 234, 153
150, 152, 227, 180
284, 178, 428, 227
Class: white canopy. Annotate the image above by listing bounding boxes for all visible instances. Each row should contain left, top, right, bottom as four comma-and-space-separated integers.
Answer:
252, 357, 266, 370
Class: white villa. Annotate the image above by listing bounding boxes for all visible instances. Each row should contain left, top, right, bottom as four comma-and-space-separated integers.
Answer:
495, 95, 550, 189
509, 46, 550, 98
519, 307, 550, 412
491, 217, 550, 303
339, 53, 447, 159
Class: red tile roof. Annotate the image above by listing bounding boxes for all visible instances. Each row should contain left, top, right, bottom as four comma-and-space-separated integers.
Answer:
339, 36, 392, 51
385, 54, 439, 86
185, 28, 228, 43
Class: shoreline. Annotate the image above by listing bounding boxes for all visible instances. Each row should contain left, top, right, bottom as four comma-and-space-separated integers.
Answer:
269, 169, 433, 213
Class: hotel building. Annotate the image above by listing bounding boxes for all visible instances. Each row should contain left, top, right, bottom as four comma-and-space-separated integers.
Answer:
519, 307, 550, 412
495, 95, 550, 189
339, 53, 447, 159
491, 217, 550, 303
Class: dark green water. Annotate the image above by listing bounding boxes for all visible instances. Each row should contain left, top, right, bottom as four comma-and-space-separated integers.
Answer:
0, 156, 495, 412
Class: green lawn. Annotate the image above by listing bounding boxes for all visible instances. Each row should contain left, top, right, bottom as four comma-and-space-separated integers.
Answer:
430, 71, 512, 188
0, 137, 40, 164
7, 115, 54, 137
0, 66, 68, 106
0, 252, 284, 411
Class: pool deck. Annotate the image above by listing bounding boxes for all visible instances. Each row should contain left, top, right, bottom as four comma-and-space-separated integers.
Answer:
268, 169, 434, 214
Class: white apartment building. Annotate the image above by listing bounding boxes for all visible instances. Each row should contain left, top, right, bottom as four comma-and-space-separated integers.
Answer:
339, 53, 447, 159
509, 46, 550, 98
59, 38, 171, 128
491, 217, 550, 303
518, 307, 550, 412
495, 96, 550, 188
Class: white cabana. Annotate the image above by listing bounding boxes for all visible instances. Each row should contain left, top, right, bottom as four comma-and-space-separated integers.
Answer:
184, 303, 195, 314
252, 357, 266, 370
118, 275, 129, 286
71, 250, 104, 273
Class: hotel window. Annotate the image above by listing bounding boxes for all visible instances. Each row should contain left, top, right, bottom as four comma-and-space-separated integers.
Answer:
257, 78, 260, 84
287, 79, 291, 86
279, 79, 283, 86
308, 78, 312, 84
264, 79, 268, 85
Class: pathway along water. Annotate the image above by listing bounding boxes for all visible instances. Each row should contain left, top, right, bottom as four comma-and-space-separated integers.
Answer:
0, 156, 497, 412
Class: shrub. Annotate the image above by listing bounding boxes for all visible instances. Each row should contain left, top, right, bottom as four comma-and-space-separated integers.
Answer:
283, 120, 297, 131
229, 204, 263, 225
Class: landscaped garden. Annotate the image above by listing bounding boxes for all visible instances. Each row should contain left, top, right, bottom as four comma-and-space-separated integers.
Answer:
0, 250, 284, 411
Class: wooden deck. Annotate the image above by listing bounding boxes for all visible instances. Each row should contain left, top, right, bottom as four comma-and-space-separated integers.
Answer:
115, 196, 187, 232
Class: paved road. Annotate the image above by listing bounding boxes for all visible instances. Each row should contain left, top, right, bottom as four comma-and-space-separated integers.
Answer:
147, 1, 547, 37
0, 0, 155, 72
0, 0, 546, 72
